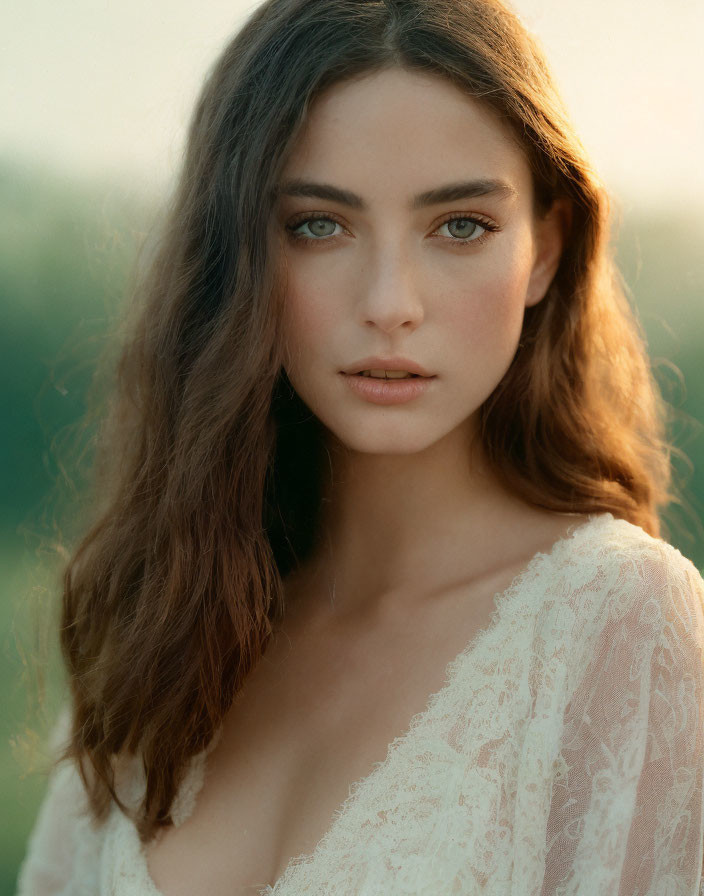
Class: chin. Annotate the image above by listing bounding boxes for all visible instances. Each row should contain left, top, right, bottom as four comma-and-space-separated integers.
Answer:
321, 418, 442, 456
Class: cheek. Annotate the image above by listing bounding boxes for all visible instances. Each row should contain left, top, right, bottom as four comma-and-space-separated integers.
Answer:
280, 274, 339, 367
443, 247, 532, 355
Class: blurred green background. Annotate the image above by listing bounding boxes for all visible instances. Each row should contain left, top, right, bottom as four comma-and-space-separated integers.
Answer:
2, 155, 703, 894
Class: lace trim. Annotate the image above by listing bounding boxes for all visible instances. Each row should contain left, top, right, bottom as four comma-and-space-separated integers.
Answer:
259, 511, 615, 894
118, 511, 616, 895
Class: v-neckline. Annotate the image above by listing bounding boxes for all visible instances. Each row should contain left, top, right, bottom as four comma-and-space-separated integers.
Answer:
141, 511, 613, 896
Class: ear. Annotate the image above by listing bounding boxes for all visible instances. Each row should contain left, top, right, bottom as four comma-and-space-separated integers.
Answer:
524, 198, 572, 308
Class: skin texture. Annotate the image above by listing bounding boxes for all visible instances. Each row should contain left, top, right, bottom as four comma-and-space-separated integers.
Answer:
273, 66, 570, 625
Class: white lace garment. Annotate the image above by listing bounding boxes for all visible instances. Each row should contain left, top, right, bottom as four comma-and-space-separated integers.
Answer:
16, 512, 704, 895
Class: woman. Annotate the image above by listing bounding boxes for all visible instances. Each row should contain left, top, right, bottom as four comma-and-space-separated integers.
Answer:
16, 0, 704, 893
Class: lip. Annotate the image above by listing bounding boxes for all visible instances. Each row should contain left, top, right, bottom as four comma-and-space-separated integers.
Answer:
341, 356, 434, 377
340, 371, 436, 405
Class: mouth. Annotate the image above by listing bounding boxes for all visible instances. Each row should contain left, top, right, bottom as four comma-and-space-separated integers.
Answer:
353, 372, 422, 379
341, 358, 435, 377
340, 369, 436, 404
341, 371, 435, 379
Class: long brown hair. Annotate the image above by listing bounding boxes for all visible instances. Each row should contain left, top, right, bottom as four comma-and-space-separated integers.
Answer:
49, 0, 692, 841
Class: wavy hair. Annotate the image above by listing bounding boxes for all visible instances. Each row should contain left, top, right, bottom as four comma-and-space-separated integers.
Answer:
49, 0, 691, 842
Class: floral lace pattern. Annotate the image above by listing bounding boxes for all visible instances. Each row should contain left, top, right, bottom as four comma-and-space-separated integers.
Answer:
16, 513, 704, 895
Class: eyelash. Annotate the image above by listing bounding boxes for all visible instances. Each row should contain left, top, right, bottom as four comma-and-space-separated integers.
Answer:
285, 212, 500, 247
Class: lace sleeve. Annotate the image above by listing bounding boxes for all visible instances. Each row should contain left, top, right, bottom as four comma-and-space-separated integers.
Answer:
15, 707, 104, 896
539, 542, 704, 896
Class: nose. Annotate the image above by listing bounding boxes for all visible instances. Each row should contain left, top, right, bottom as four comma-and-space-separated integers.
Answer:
356, 241, 425, 333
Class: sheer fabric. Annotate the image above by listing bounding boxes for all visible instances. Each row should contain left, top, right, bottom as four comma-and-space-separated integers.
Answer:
16, 513, 704, 895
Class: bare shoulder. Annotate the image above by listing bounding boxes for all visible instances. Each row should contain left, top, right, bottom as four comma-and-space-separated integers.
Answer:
522, 508, 594, 551
480, 507, 594, 583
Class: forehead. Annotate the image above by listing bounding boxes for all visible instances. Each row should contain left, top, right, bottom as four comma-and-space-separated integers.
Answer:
280, 67, 533, 205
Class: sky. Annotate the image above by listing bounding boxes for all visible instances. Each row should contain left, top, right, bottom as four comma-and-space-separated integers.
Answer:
2, 0, 703, 210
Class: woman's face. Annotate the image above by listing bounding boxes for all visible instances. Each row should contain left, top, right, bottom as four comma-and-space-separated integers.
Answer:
274, 67, 566, 457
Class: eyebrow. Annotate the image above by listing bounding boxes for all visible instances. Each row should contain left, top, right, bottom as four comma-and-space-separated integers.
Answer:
274, 177, 517, 210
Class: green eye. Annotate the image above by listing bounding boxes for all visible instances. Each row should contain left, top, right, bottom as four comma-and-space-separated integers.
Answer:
436, 215, 498, 244
287, 216, 342, 241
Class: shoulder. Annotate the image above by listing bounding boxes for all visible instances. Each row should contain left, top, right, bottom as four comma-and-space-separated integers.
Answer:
532, 516, 704, 739
16, 711, 107, 896
596, 517, 704, 672
586, 514, 704, 625
614, 526, 704, 671
557, 511, 703, 608
537, 513, 704, 675
37, 705, 145, 827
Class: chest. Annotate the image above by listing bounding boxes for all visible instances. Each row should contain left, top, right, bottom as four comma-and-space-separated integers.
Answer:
143, 568, 520, 896
146, 572, 511, 896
